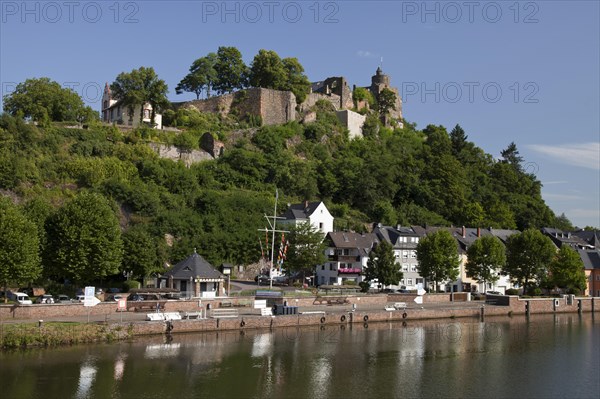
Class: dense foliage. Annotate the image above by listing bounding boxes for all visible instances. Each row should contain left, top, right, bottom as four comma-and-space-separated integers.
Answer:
416, 230, 460, 291
465, 236, 507, 291
0, 73, 570, 287
365, 241, 402, 290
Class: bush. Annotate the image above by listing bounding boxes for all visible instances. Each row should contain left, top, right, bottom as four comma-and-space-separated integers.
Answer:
527, 287, 542, 296
342, 280, 357, 286
359, 281, 370, 293
122, 280, 141, 292
505, 288, 519, 295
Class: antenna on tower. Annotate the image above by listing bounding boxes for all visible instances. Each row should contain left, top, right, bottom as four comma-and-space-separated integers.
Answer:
380, 57, 384, 70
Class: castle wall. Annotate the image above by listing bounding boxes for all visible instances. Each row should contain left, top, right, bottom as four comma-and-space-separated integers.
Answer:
300, 92, 342, 113
175, 88, 295, 126
336, 110, 366, 139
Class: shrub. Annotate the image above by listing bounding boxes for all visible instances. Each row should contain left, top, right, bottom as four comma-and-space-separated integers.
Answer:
505, 288, 519, 296
527, 287, 542, 296
359, 281, 370, 293
342, 280, 357, 286
122, 280, 141, 292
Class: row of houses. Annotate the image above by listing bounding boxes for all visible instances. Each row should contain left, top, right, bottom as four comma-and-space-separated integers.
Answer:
317, 223, 600, 296
284, 201, 600, 296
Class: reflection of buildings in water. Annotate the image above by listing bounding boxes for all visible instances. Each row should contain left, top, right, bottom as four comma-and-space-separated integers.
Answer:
308, 357, 332, 399
114, 353, 127, 381
76, 357, 98, 399
144, 343, 182, 359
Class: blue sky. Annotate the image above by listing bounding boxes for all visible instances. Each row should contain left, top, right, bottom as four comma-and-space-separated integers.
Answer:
1, 0, 599, 227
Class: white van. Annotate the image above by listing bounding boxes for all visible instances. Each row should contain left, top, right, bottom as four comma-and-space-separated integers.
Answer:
10, 292, 33, 305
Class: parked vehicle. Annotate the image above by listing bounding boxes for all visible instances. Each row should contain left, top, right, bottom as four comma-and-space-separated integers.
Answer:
255, 275, 270, 284
35, 295, 55, 304
55, 294, 72, 303
486, 291, 503, 296
10, 292, 33, 305
75, 295, 86, 302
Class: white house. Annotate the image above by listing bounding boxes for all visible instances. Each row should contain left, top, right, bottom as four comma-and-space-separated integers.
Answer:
317, 232, 378, 286
280, 201, 334, 236
101, 83, 163, 129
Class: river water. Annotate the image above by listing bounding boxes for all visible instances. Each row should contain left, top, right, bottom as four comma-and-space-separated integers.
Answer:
1, 314, 598, 399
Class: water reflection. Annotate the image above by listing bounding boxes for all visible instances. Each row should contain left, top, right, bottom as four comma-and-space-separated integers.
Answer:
0, 314, 597, 399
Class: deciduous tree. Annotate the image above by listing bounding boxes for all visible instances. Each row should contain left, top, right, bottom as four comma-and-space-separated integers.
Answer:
176, 53, 217, 99
547, 245, 586, 294
0, 198, 41, 303
365, 240, 402, 290
214, 46, 248, 94
285, 222, 326, 273
44, 192, 123, 284
466, 236, 506, 292
504, 229, 555, 293
416, 230, 459, 292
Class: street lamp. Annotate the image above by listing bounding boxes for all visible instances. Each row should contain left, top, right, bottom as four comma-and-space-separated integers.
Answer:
222, 265, 232, 297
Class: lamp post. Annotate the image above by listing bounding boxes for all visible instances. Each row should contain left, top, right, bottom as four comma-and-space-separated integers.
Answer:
222, 265, 232, 297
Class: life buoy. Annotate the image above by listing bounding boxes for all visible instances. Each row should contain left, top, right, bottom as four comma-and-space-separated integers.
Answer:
363, 315, 369, 322
402, 312, 408, 319
320, 317, 326, 324
240, 320, 246, 327
340, 315, 346, 322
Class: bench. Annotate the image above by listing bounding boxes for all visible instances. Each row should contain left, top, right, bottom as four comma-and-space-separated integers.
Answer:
146, 313, 165, 321
394, 302, 407, 310
181, 311, 203, 319
164, 312, 182, 321
210, 308, 239, 319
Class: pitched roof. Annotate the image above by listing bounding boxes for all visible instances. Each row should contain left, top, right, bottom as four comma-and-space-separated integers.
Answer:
163, 250, 223, 280
282, 201, 322, 221
578, 249, 600, 270
326, 232, 378, 250
571, 230, 600, 249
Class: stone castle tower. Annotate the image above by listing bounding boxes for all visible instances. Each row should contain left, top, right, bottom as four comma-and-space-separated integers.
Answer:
368, 67, 403, 123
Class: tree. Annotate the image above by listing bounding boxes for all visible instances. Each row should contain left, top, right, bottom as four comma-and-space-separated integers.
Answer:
365, 240, 402, 291
176, 53, 217, 99
466, 236, 506, 292
3, 77, 96, 124
111, 67, 169, 127
281, 57, 311, 104
553, 213, 574, 231
500, 142, 524, 170
44, 192, 123, 284
122, 227, 164, 280
377, 88, 397, 118
547, 246, 586, 294
504, 229, 555, 293
214, 46, 248, 94
285, 222, 327, 273
249, 49, 287, 90
450, 124, 468, 157
0, 198, 41, 303
416, 230, 460, 292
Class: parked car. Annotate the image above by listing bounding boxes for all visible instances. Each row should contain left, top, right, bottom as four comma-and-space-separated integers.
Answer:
472, 292, 484, 300
35, 295, 55, 304
55, 294, 72, 303
129, 294, 144, 301
486, 291, 503, 296
255, 275, 270, 284
10, 292, 33, 305
106, 294, 125, 302
75, 295, 86, 303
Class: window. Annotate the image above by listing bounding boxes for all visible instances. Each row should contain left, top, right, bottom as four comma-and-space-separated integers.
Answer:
407, 278, 413, 286
321, 265, 325, 270
344, 249, 350, 256
411, 251, 417, 258
143, 109, 150, 119
416, 278, 423, 285
319, 222, 323, 230
402, 264, 408, 272
411, 265, 417, 272
403, 251, 408, 258
415, 237, 419, 243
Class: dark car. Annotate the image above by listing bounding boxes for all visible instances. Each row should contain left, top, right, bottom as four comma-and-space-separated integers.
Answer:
255, 275, 270, 284
55, 294, 72, 303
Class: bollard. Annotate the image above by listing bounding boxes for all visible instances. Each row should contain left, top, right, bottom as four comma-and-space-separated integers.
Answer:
526, 301, 530, 317
38, 320, 43, 328
480, 305, 485, 322
578, 299, 583, 315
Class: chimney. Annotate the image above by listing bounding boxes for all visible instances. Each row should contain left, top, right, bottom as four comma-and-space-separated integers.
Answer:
477, 227, 481, 238
304, 200, 309, 209
462, 226, 466, 238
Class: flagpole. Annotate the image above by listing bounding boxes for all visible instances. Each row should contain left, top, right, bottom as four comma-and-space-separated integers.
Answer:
270, 189, 278, 289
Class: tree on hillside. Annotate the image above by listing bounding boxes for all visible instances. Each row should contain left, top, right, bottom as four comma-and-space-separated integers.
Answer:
500, 142, 524, 170
3, 77, 97, 125
450, 124, 468, 157
0, 198, 41, 303
285, 222, 326, 273
504, 229, 555, 293
281, 57, 311, 104
111, 66, 169, 127
214, 46, 248, 94
249, 49, 287, 90
547, 245, 586, 294
122, 227, 165, 280
176, 53, 217, 99
365, 240, 402, 291
44, 192, 123, 284
466, 236, 506, 293
377, 88, 397, 118
416, 230, 460, 292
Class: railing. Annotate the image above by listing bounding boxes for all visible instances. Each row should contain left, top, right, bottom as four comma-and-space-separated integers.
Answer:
338, 268, 362, 274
